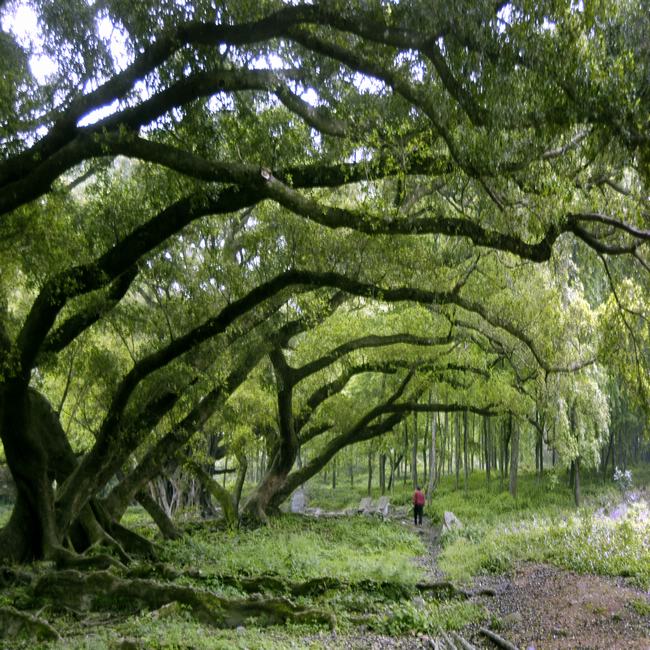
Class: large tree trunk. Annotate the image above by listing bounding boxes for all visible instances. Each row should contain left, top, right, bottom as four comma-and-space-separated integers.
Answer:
0, 386, 72, 561
0, 388, 150, 564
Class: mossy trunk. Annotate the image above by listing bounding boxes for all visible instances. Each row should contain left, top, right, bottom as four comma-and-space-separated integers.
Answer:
0, 386, 70, 561
0, 388, 156, 564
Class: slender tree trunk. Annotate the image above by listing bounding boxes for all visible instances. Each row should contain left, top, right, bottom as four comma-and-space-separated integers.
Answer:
422, 412, 428, 483
402, 420, 409, 485
455, 412, 461, 490
574, 457, 581, 506
602, 429, 614, 480
427, 410, 436, 498
411, 410, 418, 488
367, 448, 373, 495
379, 453, 386, 495
484, 417, 491, 483
509, 415, 519, 498
463, 410, 469, 495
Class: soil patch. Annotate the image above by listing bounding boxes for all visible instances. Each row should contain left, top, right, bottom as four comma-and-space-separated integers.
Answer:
471, 563, 650, 649
407, 513, 650, 649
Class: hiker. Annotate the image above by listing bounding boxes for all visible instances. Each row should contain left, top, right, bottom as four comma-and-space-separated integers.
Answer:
413, 485, 425, 526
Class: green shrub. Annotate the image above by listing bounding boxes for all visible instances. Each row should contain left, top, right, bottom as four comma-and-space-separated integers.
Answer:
436, 470, 650, 588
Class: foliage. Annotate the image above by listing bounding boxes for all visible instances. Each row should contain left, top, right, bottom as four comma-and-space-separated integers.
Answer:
162, 515, 425, 584
370, 600, 487, 636
435, 470, 650, 588
613, 466, 633, 492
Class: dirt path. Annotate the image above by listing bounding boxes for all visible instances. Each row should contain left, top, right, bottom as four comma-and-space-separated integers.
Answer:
406, 514, 650, 649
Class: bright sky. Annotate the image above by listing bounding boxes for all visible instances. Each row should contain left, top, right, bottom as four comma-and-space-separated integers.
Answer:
2, 3, 57, 83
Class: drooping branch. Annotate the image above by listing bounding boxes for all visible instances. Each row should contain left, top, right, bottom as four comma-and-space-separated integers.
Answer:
102, 294, 345, 520
14, 187, 259, 379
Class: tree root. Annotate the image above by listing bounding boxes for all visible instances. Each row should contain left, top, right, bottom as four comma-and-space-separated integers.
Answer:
0, 605, 60, 642
479, 627, 520, 650
451, 631, 478, 649
191, 572, 467, 601
124, 565, 469, 603
34, 570, 336, 629
48, 545, 126, 571
0, 565, 34, 588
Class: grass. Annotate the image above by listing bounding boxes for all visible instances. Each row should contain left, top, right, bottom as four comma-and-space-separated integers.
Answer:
9, 514, 486, 649
161, 514, 426, 583
431, 468, 650, 588
1, 465, 647, 648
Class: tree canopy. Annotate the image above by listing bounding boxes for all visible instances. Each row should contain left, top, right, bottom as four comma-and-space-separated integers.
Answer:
0, 0, 648, 562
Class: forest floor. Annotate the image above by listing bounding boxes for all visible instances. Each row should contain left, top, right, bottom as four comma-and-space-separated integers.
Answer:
411, 514, 650, 650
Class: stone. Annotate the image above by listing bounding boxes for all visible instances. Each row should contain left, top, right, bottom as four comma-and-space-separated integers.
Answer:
442, 511, 463, 532
358, 497, 373, 514
290, 489, 307, 514
376, 496, 390, 518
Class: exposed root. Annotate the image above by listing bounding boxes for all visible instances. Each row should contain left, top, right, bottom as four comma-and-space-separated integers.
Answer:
451, 631, 478, 649
0, 565, 34, 588
34, 570, 336, 629
48, 545, 126, 571
186, 572, 467, 601
106, 521, 160, 560
125, 564, 470, 603
479, 627, 520, 650
0, 605, 60, 642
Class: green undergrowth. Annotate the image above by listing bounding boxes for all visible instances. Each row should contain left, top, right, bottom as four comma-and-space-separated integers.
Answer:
161, 514, 425, 583
434, 469, 650, 588
3, 515, 487, 649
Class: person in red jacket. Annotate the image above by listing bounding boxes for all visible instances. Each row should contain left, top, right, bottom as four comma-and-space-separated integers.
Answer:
413, 486, 425, 526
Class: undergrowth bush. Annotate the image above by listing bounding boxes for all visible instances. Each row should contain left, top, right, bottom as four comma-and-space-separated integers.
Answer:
435, 469, 650, 588
161, 514, 426, 583
371, 600, 487, 636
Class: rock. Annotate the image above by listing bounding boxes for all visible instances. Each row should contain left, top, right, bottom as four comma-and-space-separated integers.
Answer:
442, 511, 463, 532
376, 496, 390, 518
0, 464, 16, 501
290, 489, 307, 514
151, 601, 183, 619
358, 497, 373, 514
412, 596, 426, 609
